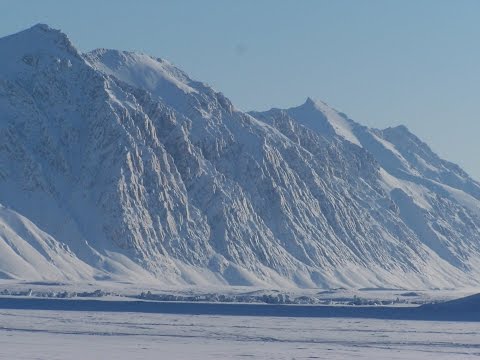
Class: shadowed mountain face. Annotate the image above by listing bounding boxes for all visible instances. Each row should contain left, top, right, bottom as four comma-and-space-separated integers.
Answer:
1, 24, 479, 288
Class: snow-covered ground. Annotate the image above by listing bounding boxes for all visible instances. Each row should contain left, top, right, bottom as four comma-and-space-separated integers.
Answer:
1, 309, 479, 359
0, 281, 478, 358
0, 279, 477, 306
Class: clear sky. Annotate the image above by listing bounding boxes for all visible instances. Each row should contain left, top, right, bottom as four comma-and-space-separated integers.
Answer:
1, 0, 479, 179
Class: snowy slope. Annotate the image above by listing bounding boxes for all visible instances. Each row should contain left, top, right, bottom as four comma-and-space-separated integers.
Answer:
253, 99, 480, 277
1, 24, 480, 288
0, 204, 96, 280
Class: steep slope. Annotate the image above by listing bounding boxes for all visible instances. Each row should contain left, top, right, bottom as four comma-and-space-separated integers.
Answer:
87, 49, 480, 288
0, 203, 95, 280
253, 99, 480, 277
0, 24, 479, 288
0, 24, 209, 285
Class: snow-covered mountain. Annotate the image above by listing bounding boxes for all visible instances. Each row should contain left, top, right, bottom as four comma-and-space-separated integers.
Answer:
1, 24, 479, 288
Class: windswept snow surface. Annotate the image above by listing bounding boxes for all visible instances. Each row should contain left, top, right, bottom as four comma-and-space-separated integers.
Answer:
0, 281, 479, 358
0, 309, 479, 359
1, 24, 480, 289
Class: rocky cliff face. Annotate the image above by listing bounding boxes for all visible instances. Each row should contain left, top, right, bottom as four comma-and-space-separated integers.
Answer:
0, 24, 479, 288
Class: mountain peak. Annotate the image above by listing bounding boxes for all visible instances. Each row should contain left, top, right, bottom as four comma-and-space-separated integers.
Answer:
299, 97, 343, 118
11, 23, 74, 46
0, 23, 79, 73
302, 97, 329, 110
304, 96, 316, 106
288, 97, 362, 146
382, 124, 417, 141
30, 23, 55, 32
389, 124, 410, 133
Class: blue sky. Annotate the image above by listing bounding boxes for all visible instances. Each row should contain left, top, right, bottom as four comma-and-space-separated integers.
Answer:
1, 0, 479, 179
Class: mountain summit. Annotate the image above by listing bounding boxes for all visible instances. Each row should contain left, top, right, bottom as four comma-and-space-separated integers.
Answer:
1, 25, 479, 288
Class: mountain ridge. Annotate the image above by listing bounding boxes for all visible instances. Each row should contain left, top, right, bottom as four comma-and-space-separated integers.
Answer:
0, 24, 479, 289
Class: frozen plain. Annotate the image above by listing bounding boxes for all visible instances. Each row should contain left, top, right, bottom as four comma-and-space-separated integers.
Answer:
1, 309, 479, 359
0, 281, 479, 359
